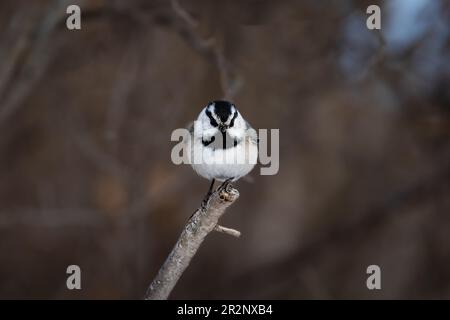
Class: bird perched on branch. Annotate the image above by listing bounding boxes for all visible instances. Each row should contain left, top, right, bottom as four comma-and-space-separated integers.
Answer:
187, 100, 258, 195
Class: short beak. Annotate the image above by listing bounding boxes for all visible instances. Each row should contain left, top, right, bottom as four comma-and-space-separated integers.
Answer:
219, 124, 228, 133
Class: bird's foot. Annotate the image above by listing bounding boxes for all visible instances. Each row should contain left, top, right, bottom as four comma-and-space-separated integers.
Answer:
201, 179, 216, 210
218, 177, 234, 192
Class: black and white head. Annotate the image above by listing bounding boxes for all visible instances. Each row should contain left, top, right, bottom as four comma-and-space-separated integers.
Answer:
195, 100, 247, 140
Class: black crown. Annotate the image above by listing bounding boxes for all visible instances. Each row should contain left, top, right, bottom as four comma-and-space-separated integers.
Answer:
211, 100, 234, 123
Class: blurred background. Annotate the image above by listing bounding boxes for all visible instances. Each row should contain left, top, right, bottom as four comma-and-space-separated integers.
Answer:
0, 0, 449, 299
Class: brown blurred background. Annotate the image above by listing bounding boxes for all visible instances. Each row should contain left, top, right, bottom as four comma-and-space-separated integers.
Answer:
0, 0, 449, 299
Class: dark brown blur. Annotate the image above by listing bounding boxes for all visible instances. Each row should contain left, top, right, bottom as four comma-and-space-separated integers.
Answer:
0, 0, 449, 299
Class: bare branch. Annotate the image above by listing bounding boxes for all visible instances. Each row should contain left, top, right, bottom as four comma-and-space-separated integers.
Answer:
144, 181, 240, 300
214, 224, 241, 238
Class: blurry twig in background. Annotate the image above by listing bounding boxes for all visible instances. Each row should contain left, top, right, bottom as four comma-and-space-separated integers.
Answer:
105, 42, 141, 156
170, 0, 243, 100
170, 0, 198, 28
0, 0, 84, 126
0, 208, 104, 228
356, 28, 386, 81
145, 181, 240, 300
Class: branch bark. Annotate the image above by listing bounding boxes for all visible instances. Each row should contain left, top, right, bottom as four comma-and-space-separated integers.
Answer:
214, 224, 241, 238
144, 181, 240, 300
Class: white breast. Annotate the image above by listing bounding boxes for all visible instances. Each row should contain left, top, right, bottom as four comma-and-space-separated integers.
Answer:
188, 136, 258, 182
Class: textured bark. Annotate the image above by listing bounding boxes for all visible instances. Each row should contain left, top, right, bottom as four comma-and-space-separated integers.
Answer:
144, 181, 240, 300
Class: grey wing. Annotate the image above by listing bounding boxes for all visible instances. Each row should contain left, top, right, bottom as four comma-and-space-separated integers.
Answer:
245, 121, 258, 145
182, 121, 195, 149
187, 121, 194, 135
186, 121, 196, 142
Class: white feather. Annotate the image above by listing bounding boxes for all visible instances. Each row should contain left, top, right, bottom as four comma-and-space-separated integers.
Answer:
187, 103, 258, 182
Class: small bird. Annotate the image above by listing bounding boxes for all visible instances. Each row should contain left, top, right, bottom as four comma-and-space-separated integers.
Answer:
187, 100, 258, 195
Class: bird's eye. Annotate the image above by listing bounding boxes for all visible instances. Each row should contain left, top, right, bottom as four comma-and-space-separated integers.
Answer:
205, 109, 218, 127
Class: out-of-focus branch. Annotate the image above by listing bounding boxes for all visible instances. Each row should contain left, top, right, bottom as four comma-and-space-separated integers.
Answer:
169, 0, 243, 100
170, 0, 198, 28
145, 181, 240, 300
56, 0, 242, 99
0, 0, 84, 126
105, 42, 140, 156
0, 208, 104, 228
356, 29, 386, 81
